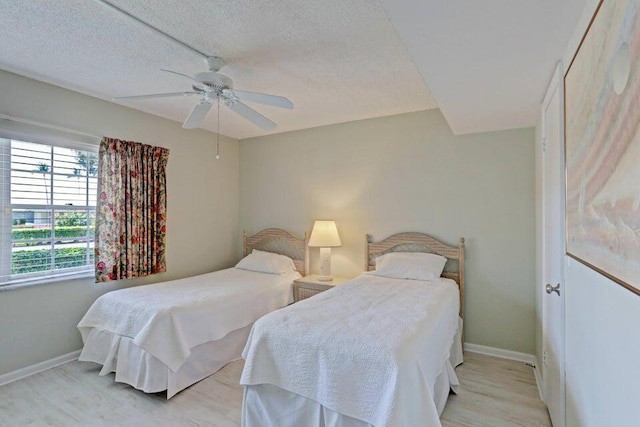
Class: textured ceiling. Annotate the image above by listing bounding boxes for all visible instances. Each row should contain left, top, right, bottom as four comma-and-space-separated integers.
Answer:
0, 0, 436, 139
0, 1, 588, 139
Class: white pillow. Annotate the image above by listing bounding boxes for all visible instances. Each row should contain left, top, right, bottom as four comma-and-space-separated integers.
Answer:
235, 249, 296, 274
374, 252, 447, 281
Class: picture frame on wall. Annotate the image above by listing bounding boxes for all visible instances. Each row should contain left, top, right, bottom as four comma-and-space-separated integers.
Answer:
564, 0, 640, 296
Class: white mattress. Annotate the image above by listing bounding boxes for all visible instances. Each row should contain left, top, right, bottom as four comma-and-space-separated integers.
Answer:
78, 267, 299, 397
241, 274, 462, 427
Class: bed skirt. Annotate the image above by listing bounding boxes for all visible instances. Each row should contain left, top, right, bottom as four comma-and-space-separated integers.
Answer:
79, 323, 253, 398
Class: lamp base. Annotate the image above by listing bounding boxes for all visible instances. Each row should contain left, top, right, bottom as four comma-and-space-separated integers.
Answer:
319, 247, 332, 282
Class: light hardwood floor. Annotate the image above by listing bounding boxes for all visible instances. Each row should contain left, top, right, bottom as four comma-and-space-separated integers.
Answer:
0, 352, 550, 427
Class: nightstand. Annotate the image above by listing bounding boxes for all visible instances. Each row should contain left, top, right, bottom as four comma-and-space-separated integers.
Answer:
293, 274, 349, 302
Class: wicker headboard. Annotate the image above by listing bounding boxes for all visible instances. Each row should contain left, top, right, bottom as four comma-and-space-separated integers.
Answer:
365, 232, 466, 319
243, 228, 309, 276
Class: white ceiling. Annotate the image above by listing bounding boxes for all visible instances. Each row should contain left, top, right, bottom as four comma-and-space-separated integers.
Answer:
379, 0, 586, 134
0, 0, 586, 139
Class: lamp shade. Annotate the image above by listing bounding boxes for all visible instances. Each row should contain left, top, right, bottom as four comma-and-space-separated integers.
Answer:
308, 220, 342, 247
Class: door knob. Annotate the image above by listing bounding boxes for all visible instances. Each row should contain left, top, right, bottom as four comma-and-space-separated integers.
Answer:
546, 283, 561, 296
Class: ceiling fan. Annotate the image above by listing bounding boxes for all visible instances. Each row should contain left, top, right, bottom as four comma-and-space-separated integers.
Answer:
113, 56, 293, 130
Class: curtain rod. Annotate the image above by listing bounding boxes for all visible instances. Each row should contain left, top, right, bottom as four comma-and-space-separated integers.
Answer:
0, 113, 102, 139
92, 0, 209, 58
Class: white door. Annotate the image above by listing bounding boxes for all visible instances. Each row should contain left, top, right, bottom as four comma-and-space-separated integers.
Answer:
541, 63, 566, 426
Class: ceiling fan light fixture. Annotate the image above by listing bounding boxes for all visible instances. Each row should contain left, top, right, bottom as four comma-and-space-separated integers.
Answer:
204, 56, 225, 72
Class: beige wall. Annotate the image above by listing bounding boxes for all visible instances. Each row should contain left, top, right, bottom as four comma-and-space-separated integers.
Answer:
240, 109, 536, 354
0, 70, 240, 375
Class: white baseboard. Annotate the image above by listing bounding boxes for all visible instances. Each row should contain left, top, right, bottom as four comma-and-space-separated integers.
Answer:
0, 350, 81, 387
464, 342, 536, 365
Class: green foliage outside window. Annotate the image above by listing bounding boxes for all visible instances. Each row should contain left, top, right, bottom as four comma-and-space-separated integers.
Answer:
12, 247, 91, 275
12, 226, 94, 243
55, 211, 89, 227
73, 151, 98, 177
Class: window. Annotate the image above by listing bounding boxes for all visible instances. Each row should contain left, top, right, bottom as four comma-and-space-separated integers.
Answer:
0, 137, 97, 285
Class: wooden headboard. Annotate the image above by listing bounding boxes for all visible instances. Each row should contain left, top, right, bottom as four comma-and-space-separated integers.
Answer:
244, 228, 309, 276
365, 232, 466, 319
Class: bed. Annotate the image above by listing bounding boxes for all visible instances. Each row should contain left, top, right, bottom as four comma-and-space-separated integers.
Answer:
77, 228, 308, 398
240, 232, 465, 427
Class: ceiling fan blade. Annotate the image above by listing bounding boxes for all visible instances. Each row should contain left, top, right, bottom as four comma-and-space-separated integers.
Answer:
183, 101, 213, 129
113, 91, 199, 101
160, 68, 202, 84
225, 89, 293, 109
227, 101, 277, 130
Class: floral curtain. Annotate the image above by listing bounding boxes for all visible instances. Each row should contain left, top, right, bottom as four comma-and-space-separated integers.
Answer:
95, 137, 169, 282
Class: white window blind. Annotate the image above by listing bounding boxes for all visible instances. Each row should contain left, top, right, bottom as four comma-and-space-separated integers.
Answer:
0, 137, 97, 285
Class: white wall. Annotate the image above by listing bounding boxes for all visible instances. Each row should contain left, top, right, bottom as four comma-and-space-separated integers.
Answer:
240, 109, 536, 354
565, 259, 640, 426
0, 70, 240, 376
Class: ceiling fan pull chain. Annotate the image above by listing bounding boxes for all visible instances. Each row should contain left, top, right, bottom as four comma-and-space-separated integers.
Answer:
216, 97, 221, 160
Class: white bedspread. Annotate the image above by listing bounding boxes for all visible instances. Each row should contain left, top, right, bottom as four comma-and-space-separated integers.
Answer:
240, 274, 460, 427
78, 268, 299, 372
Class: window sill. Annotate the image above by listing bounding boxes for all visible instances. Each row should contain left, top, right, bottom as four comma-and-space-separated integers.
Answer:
0, 271, 94, 292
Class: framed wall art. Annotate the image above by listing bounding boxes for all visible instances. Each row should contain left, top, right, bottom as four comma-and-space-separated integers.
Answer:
564, 0, 640, 295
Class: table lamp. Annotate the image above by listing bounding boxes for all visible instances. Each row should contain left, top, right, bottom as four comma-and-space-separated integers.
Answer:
308, 220, 342, 281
